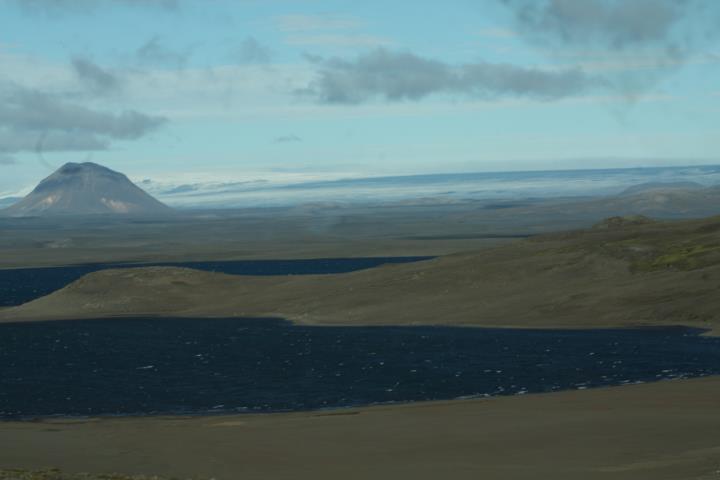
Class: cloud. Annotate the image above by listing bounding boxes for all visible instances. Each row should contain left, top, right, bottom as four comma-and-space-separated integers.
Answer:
274, 135, 302, 143
276, 13, 391, 48
1, 86, 166, 138
286, 34, 393, 48
0, 82, 167, 155
499, 0, 720, 66
0, 154, 16, 165
476, 27, 518, 39
499, 0, 720, 99
300, 48, 597, 104
232, 37, 271, 64
72, 57, 122, 94
276, 14, 363, 32
0, 129, 108, 154
136, 36, 192, 69
14, 0, 179, 15
500, 0, 710, 51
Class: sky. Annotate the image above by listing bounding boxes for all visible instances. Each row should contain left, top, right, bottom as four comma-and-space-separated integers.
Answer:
1, 0, 719, 198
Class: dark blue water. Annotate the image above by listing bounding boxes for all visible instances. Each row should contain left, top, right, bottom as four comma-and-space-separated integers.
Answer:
1, 318, 718, 419
0, 257, 432, 307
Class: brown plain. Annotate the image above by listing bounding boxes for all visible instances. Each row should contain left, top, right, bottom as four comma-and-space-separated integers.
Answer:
3, 378, 720, 480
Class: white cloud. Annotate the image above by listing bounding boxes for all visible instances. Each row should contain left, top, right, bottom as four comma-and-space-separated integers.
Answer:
120, 63, 317, 117
0, 47, 75, 92
12, 0, 179, 15
286, 34, 394, 48
0, 44, 679, 132
551, 52, 715, 74
0, 46, 312, 119
275, 13, 392, 49
276, 14, 363, 32
475, 27, 518, 39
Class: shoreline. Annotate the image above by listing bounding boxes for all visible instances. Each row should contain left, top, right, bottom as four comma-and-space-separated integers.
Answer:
2, 312, 717, 337
3, 377, 720, 479
0, 374, 701, 424
2, 373, 705, 421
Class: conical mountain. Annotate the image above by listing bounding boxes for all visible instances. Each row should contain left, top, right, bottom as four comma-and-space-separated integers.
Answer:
2, 162, 172, 216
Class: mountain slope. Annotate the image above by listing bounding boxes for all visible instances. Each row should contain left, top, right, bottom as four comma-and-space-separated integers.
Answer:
2, 162, 172, 216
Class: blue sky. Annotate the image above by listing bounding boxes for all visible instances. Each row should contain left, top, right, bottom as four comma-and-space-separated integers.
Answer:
0, 0, 719, 197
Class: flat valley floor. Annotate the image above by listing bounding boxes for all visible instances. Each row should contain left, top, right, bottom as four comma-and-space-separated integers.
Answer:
2, 377, 720, 480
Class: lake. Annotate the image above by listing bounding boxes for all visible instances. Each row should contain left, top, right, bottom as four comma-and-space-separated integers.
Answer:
0, 256, 433, 307
1, 318, 718, 419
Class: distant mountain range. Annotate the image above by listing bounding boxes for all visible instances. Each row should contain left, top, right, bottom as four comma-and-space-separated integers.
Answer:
0, 197, 22, 209
1, 164, 719, 218
536, 183, 720, 220
619, 181, 704, 196
135, 165, 720, 209
1, 162, 172, 217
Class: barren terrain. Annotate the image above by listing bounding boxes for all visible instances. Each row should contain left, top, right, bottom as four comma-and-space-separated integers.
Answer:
3, 378, 720, 480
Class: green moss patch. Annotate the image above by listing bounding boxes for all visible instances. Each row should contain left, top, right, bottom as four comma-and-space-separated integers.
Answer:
633, 243, 720, 272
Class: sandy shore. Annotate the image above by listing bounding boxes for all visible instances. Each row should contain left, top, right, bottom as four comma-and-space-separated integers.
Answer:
2, 377, 720, 480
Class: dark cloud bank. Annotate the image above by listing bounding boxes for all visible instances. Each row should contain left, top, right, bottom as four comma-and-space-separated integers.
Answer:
301, 49, 597, 104
233, 37, 272, 64
72, 57, 122, 95
500, 0, 720, 100
500, 0, 714, 53
0, 83, 166, 161
302, 0, 719, 104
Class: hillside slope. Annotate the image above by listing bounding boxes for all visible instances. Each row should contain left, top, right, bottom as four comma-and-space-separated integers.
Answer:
3, 215, 720, 332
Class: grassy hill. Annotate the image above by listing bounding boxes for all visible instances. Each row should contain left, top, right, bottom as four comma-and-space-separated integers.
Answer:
3, 214, 720, 333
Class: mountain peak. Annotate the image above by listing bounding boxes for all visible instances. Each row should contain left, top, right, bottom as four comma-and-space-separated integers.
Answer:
2, 162, 172, 217
58, 161, 112, 173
